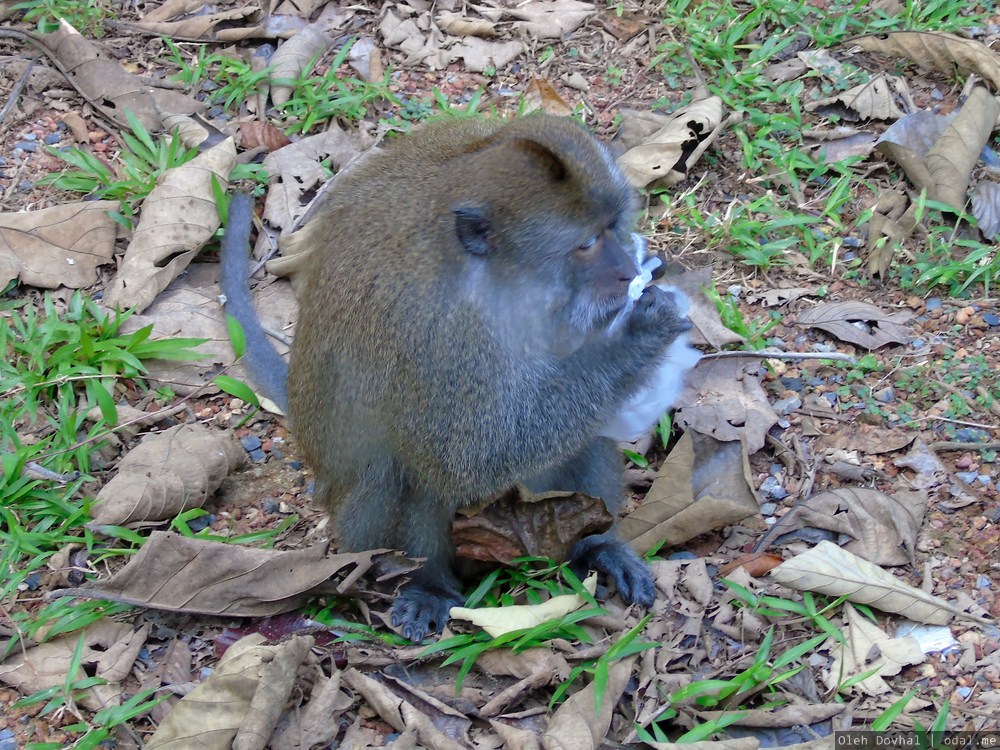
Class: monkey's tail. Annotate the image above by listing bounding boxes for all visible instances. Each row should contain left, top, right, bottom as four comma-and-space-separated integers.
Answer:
219, 193, 291, 414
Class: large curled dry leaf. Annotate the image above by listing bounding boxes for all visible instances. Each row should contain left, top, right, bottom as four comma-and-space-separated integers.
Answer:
796, 300, 912, 349
771, 541, 960, 625
452, 489, 613, 564
972, 181, 1000, 240
451, 575, 597, 638
270, 25, 334, 107
89, 424, 245, 526
146, 633, 313, 750
496, 0, 596, 38
54, 531, 414, 616
855, 31, 1000, 93
876, 86, 999, 212
343, 669, 469, 750
542, 656, 635, 750
769, 487, 926, 566
31, 21, 203, 131
674, 358, 780, 453
622, 432, 758, 553
617, 98, 725, 188
103, 136, 237, 313
804, 73, 905, 120
0, 200, 118, 289
826, 603, 925, 696
133, 4, 261, 42
0, 620, 148, 712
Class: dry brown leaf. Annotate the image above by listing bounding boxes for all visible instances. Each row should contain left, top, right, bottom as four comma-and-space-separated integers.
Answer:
499, 0, 596, 38
803, 127, 878, 164
622, 432, 759, 552
826, 603, 924, 695
451, 575, 597, 638
796, 300, 912, 349
771, 541, 957, 624
453, 37, 524, 73
541, 656, 635, 749
53, 531, 414, 616
142, 0, 204, 23
262, 125, 371, 233
775, 487, 927, 566
0, 200, 117, 289
804, 73, 905, 120
855, 31, 1000, 93
90, 424, 244, 526
745, 286, 818, 307
343, 669, 469, 750
675, 359, 780, 453
972, 181, 1000, 240
523, 77, 574, 116
437, 11, 497, 38
103, 137, 237, 313
596, 9, 651, 41
146, 633, 312, 750
240, 121, 293, 151
31, 21, 203, 132
475, 649, 570, 682
668, 267, 742, 349
452, 489, 613, 564
269, 670, 353, 750
379, 9, 451, 70
817, 424, 915, 455
270, 25, 334, 107
617, 98, 725, 188
720, 552, 785, 577
0, 620, 148, 712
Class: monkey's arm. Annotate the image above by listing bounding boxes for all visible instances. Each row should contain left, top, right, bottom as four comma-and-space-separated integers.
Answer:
219, 194, 290, 413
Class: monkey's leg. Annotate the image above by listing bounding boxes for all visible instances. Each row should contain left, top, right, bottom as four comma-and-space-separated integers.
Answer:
524, 437, 656, 608
388, 485, 464, 642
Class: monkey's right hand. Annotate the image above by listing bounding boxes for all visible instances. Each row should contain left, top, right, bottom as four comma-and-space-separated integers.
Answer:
391, 581, 465, 642
625, 285, 692, 345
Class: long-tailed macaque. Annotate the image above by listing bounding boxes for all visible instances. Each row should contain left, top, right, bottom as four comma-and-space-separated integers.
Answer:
221, 114, 693, 641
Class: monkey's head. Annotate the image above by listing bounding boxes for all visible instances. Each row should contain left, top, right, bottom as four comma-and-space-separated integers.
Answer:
451, 116, 643, 334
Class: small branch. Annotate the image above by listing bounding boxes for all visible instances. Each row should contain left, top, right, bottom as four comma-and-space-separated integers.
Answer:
928, 441, 1000, 452
701, 349, 856, 364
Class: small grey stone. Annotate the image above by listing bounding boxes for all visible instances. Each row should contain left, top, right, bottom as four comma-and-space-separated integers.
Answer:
240, 435, 262, 452
909, 338, 927, 349
874, 387, 895, 403
813, 342, 837, 353
925, 297, 943, 310
759, 502, 778, 515
249, 448, 267, 463
842, 236, 863, 248
14, 141, 36, 152
780, 377, 804, 392
44, 132, 62, 145
956, 471, 979, 484
983, 313, 1000, 327
772, 395, 802, 415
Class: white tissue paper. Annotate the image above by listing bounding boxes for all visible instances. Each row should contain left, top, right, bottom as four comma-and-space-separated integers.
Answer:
599, 234, 702, 442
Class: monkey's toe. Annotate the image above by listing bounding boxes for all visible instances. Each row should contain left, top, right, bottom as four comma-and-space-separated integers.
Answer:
570, 533, 656, 608
391, 582, 464, 642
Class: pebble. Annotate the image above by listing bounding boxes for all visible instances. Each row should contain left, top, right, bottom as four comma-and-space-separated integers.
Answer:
813, 342, 837, 353
842, 251, 857, 261
984, 313, 1000, 327
986, 507, 1000, 524
842, 236, 863, 248
926, 297, 943, 311
766, 338, 787, 350
0, 728, 15, 750
240, 435, 262, 452
759, 502, 778, 515
187, 513, 214, 532
263, 499, 281, 514
727, 284, 743, 299
822, 392, 839, 408
668, 550, 697, 560
44, 133, 61, 145
288, 460, 303, 470
978, 575, 991, 589
874, 386, 895, 403
760, 476, 789, 500
954, 428, 990, 443
957, 471, 980, 484
249, 448, 267, 463
806, 377, 825, 387
772, 395, 802, 415
910, 338, 927, 349
14, 141, 36, 152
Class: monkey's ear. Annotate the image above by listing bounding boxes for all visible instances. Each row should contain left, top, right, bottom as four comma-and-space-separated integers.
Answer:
454, 206, 496, 256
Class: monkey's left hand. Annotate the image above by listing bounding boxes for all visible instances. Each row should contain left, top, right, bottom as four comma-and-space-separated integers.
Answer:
391, 581, 465, 642
568, 532, 656, 607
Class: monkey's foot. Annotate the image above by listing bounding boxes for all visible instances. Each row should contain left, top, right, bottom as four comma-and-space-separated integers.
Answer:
570, 532, 656, 608
391, 582, 464, 642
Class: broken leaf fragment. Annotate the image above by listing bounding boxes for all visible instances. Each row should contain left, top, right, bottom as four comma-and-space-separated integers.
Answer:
796, 300, 912, 349
450, 574, 597, 638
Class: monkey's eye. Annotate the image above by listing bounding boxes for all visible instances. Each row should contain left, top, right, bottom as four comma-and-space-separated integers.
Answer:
577, 235, 600, 253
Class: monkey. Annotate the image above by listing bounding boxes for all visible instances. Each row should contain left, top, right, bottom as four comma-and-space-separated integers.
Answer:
220, 114, 694, 641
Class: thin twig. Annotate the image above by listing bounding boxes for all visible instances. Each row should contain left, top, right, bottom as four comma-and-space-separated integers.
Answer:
701, 350, 856, 364
0, 56, 36, 128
